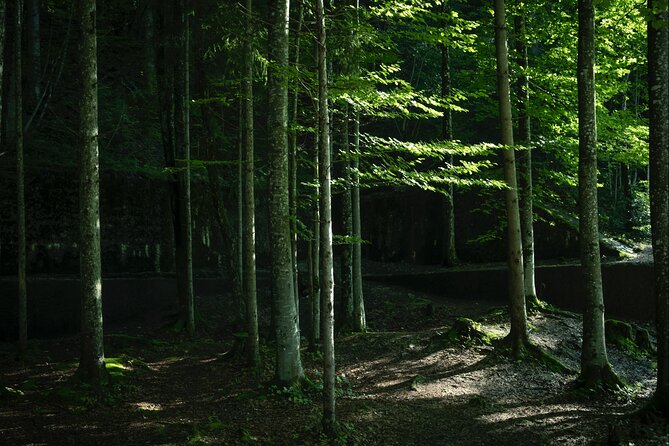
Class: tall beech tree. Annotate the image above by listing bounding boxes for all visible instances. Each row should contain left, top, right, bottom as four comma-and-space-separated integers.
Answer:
316, 0, 336, 437
513, 13, 537, 305
268, 0, 303, 385
648, 0, 669, 412
77, 0, 106, 386
16, 0, 27, 355
242, 0, 260, 369
576, 0, 620, 388
493, 0, 528, 357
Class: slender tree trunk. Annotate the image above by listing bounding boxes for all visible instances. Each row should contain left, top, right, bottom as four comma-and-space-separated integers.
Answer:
174, 0, 194, 336
351, 107, 366, 332
158, 0, 194, 335
309, 75, 321, 351
144, 2, 157, 93
242, 0, 259, 369
441, 3, 457, 267
339, 104, 353, 330
648, 0, 669, 412
513, 14, 537, 304
316, 0, 335, 438
269, 0, 303, 385
16, 0, 28, 355
577, 0, 619, 388
28, 0, 40, 103
289, 0, 303, 314
350, 0, 365, 332
493, 0, 527, 358
0, 0, 4, 271
77, 0, 106, 386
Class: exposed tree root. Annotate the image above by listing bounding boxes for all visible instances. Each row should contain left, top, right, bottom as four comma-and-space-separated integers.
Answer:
495, 335, 573, 374
575, 362, 625, 393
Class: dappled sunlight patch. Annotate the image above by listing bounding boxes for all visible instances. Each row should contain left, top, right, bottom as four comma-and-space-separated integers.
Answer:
135, 401, 162, 412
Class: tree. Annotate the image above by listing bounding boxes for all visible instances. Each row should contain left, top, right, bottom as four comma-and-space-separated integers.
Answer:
157, 0, 195, 335
513, 13, 537, 305
268, 0, 303, 385
316, 0, 336, 437
351, 0, 365, 332
441, 1, 458, 267
576, 0, 621, 389
77, 0, 106, 386
16, 0, 27, 355
493, 0, 528, 358
242, 0, 260, 369
647, 0, 669, 413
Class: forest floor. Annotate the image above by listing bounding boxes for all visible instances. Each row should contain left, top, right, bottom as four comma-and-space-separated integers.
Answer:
0, 269, 666, 445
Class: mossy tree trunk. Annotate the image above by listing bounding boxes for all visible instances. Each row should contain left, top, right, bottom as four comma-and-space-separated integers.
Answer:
576, 0, 620, 388
269, 0, 304, 386
648, 0, 669, 412
77, 0, 106, 386
493, 0, 528, 358
316, 0, 336, 438
513, 13, 537, 305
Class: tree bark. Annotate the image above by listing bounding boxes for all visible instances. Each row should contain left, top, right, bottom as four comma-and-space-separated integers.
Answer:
16, 0, 28, 355
77, 0, 106, 386
493, 0, 527, 358
316, 0, 336, 438
269, 0, 303, 385
351, 107, 366, 332
339, 104, 353, 330
309, 63, 321, 351
577, 0, 619, 388
28, 0, 40, 104
513, 14, 537, 304
441, 3, 457, 267
648, 0, 669, 411
289, 0, 303, 315
157, 0, 194, 335
242, 0, 259, 369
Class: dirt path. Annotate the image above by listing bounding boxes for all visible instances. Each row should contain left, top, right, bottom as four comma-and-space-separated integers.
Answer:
0, 279, 663, 445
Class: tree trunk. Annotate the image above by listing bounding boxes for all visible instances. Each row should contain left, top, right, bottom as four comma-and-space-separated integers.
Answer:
77, 0, 106, 386
289, 0, 303, 315
493, 0, 527, 358
351, 107, 366, 332
16, 0, 28, 355
441, 3, 457, 267
0, 1, 4, 272
648, 0, 669, 412
513, 14, 537, 304
309, 87, 321, 352
316, 0, 335, 438
268, 0, 303, 386
28, 0, 40, 104
157, 0, 194, 335
577, 0, 619, 388
339, 104, 353, 330
242, 0, 259, 369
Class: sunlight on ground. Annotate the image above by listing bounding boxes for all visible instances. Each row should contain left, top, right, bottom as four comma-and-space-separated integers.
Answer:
135, 402, 162, 411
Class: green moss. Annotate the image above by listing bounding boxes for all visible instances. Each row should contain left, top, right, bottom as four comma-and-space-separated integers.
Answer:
432, 317, 499, 348
605, 319, 654, 358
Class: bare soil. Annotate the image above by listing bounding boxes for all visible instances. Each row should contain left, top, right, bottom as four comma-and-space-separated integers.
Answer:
0, 275, 665, 445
